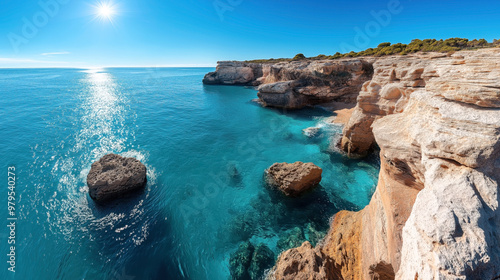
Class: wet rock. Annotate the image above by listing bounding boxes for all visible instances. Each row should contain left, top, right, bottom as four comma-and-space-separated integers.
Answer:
302, 127, 321, 138
265, 162, 322, 196
229, 241, 255, 280
277, 227, 305, 252
249, 244, 274, 280
87, 154, 147, 202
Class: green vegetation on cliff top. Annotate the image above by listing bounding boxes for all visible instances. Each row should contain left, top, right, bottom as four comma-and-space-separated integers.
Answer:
246, 38, 500, 63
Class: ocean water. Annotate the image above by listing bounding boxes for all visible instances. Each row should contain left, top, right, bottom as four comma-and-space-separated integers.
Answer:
0, 68, 379, 280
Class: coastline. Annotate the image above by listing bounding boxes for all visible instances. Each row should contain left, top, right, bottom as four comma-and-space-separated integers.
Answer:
204, 47, 500, 279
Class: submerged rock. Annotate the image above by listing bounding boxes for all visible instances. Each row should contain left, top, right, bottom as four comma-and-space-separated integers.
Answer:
87, 154, 147, 202
265, 162, 322, 196
302, 127, 321, 138
277, 227, 305, 252
249, 244, 274, 280
229, 241, 255, 280
305, 223, 326, 247
229, 241, 275, 280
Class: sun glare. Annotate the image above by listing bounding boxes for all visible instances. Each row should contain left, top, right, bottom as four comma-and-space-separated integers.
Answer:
95, 2, 116, 21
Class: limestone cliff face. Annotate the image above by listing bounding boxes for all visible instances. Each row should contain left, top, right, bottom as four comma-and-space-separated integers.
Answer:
203, 61, 263, 85
203, 59, 374, 108
204, 48, 500, 279
268, 48, 500, 280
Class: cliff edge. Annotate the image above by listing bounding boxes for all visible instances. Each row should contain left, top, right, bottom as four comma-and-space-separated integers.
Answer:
205, 48, 500, 279
203, 59, 374, 108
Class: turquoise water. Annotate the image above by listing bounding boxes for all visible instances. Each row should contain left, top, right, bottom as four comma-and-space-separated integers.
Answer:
0, 68, 379, 280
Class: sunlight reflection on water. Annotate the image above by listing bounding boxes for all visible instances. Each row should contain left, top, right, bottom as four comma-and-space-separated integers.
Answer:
26, 69, 157, 278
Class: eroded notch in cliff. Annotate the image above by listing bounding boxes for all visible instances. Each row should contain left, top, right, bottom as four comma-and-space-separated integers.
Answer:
369, 261, 395, 280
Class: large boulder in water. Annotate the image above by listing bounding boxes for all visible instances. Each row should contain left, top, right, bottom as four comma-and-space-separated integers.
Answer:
87, 154, 147, 202
265, 162, 322, 197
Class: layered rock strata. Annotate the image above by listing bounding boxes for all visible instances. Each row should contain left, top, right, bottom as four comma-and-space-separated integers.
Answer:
205, 48, 500, 279
203, 60, 374, 108
271, 48, 500, 280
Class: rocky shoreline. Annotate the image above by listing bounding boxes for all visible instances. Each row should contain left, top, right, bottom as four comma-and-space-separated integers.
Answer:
204, 48, 500, 279
203, 59, 374, 108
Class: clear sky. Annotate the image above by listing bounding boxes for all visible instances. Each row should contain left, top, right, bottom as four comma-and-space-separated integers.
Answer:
0, 0, 499, 68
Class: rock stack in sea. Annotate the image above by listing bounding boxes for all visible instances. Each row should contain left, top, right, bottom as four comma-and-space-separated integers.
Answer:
265, 162, 322, 197
87, 153, 147, 202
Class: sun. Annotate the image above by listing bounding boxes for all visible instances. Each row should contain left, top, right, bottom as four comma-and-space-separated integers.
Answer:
95, 2, 116, 21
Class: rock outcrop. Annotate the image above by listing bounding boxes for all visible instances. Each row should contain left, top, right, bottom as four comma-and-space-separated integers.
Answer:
203, 59, 374, 108
267, 48, 500, 280
203, 61, 262, 85
265, 162, 322, 196
267, 241, 342, 280
87, 154, 147, 202
207, 48, 500, 279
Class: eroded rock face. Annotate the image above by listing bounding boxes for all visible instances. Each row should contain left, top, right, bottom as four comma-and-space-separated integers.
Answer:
204, 59, 374, 108
341, 49, 500, 158
87, 154, 147, 202
203, 61, 262, 85
271, 48, 500, 280
265, 162, 322, 196
267, 241, 342, 280
388, 91, 500, 280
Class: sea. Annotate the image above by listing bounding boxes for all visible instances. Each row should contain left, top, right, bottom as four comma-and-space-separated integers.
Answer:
0, 67, 379, 280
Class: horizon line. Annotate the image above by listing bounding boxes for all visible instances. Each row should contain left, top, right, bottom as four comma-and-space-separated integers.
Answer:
0, 65, 217, 69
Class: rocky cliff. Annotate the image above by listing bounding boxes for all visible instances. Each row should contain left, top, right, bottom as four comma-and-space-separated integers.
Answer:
205, 48, 500, 279
203, 59, 374, 108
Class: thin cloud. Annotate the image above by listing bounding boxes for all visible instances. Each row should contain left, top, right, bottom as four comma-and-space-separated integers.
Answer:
0, 58, 68, 64
41, 52, 70, 56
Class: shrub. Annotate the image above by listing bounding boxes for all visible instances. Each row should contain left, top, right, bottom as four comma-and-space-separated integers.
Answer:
378, 42, 391, 48
245, 37, 497, 63
292, 53, 306, 60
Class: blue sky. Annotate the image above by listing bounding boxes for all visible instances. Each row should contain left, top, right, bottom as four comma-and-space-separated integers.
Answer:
0, 0, 499, 68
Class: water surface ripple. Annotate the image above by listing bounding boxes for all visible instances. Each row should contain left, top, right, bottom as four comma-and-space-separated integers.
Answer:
0, 68, 379, 280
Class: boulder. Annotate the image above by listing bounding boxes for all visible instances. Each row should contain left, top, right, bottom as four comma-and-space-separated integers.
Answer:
265, 162, 322, 196
87, 154, 147, 202
267, 241, 341, 280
